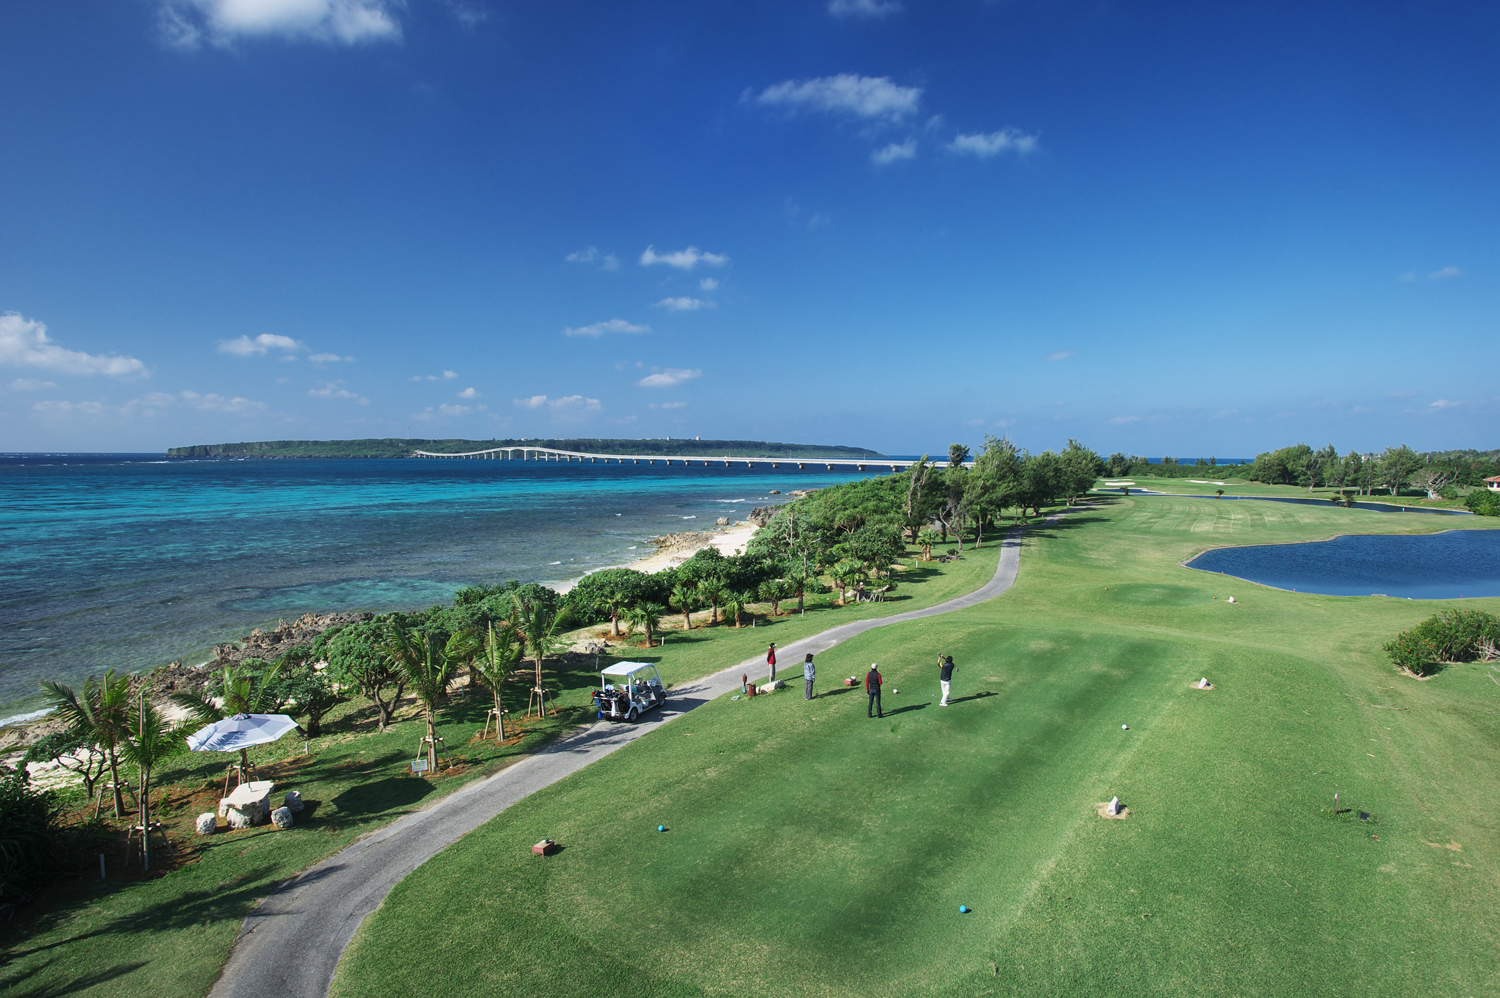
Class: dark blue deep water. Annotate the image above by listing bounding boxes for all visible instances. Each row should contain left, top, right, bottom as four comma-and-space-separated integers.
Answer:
1188, 529, 1500, 600
0, 455, 867, 723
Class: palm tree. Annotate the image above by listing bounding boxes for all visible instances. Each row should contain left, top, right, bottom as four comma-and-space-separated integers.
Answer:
785, 574, 813, 614
701, 580, 729, 625
832, 560, 864, 605
40, 668, 133, 818
512, 595, 569, 717
595, 590, 631, 638
916, 529, 940, 562
758, 579, 787, 617
120, 690, 185, 870
629, 601, 664, 645
474, 622, 522, 739
171, 659, 286, 785
380, 623, 459, 774
728, 589, 754, 628
669, 584, 698, 631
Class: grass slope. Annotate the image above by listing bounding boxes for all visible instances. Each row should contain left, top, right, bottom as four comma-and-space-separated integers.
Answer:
331, 498, 1500, 998
0, 541, 997, 998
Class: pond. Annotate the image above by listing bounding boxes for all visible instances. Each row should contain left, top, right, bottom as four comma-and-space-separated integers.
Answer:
1186, 529, 1500, 599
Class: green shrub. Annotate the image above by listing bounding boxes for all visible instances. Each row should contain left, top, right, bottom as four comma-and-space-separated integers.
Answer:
1383, 609, 1500, 676
1464, 489, 1500, 516
0, 765, 66, 904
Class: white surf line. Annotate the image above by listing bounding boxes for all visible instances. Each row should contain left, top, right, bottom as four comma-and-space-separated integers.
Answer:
208, 511, 1070, 998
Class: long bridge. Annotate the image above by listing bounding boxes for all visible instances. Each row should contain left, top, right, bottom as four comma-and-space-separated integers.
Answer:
411, 444, 970, 472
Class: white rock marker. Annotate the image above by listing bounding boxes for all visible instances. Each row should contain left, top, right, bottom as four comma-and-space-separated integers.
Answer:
195, 812, 217, 836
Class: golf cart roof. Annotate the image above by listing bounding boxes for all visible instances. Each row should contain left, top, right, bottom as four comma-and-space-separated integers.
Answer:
600, 661, 660, 678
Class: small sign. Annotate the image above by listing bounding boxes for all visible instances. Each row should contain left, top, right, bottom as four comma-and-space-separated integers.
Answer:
410, 759, 429, 774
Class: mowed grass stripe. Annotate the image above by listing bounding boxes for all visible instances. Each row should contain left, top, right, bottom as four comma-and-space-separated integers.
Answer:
332, 498, 1500, 998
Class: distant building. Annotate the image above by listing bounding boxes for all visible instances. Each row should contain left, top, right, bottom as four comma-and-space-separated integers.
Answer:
1487, 475, 1500, 492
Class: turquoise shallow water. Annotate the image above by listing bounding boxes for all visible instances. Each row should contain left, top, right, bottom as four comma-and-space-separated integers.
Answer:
0, 455, 867, 724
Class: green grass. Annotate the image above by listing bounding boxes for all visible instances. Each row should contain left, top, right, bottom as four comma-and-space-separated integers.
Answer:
1101, 475, 1471, 509
0, 539, 996, 998
331, 497, 1500, 998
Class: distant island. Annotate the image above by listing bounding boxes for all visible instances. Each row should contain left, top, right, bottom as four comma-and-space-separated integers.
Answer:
167, 437, 888, 460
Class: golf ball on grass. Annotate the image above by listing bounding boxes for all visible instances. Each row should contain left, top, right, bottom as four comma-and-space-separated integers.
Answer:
959, 905, 969, 914
1122, 724, 1128, 730
658, 825, 666, 832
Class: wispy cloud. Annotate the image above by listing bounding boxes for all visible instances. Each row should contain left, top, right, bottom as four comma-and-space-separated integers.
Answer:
751, 74, 921, 121
1044, 350, 1074, 362
654, 297, 713, 312
513, 394, 602, 416
1429, 266, 1463, 280
180, 390, 266, 413
1109, 415, 1141, 425
220, 333, 303, 357
650, 401, 687, 409
639, 246, 728, 270
1430, 398, 1459, 408
8, 378, 57, 391
566, 246, 620, 270
636, 368, 702, 388
308, 352, 353, 363
828, 0, 901, 18
157, 0, 402, 49
457, 387, 480, 399
414, 403, 473, 420
307, 381, 369, 404
563, 318, 650, 338
0, 313, 148, 378
411, 370, 458, 381
699, 278, 720, 292
949, 129, 1039, 157
872, 139, 916, 164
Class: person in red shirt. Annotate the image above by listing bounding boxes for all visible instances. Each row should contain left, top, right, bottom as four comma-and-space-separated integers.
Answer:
865, 663, 883, 718
766, 643, 777, 682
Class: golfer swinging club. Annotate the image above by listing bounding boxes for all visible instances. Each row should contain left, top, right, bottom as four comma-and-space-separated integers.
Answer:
939, 654, 954, 706
866, 662, 883, 718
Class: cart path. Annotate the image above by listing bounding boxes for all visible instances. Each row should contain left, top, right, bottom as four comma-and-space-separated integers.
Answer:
208, 514, 1067, 998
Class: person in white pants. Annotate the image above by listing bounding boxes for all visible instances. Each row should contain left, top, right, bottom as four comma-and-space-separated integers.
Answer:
939, 655, 954, 705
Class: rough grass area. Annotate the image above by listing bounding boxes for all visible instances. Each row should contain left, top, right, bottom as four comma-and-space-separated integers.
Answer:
1102, 476, 1471, 510
0, 538, 997, 998
331, 497, 1500, 998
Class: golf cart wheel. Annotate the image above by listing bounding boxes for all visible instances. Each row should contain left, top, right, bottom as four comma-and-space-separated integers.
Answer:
627, 707, 637, 722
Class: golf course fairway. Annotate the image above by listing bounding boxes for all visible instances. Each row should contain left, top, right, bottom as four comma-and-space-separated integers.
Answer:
330, 496, 1500, 998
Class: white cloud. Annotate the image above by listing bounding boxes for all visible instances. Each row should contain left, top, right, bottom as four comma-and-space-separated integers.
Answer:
8, 378, 57, 391
699, 278, 719, 292
32, 400, 107, 417
1429, 266, 1463, 280
650, 401, 687, 409
219, 333, 304, 357
307, 381, 369, 404
564, 318, 650, 338
413, 403, 474, 420
513, 394, 602, 416
566, 246, 620, 270
753, 74, 921, 121
636, 368, 702, 388
654, 297, 713, 312
411, 370, 458, 381
1430, 398, 1459, 408
828, 0, 901, 18
948, 129, 1039, 157
457, 387, 479, 399
0, 313, 148, 378
157, 0, 402, 49
1044, 350, 1074, 362
180, 390, 267, 413
639, 246, 728, 270
871, 139, 916, 164
308, 352, 353, 363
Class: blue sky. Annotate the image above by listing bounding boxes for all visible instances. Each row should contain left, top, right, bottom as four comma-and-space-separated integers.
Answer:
1, 1, 1496, 457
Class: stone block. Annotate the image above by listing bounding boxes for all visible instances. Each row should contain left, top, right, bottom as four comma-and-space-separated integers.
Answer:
271, 806, 294, 829
284, 790, 304, 813
195, 813, 217, 836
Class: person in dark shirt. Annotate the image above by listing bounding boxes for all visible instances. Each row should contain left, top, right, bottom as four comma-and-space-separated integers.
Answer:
865, 663, 883, 718
939, 655, 954, 706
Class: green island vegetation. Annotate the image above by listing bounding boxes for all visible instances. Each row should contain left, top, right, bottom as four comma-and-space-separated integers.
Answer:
5, 437, 1500, 997
1104, 445, 1500, 514
165, 437, 887, 460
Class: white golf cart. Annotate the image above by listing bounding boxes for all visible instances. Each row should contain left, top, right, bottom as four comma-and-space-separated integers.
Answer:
593, 662, 667, 722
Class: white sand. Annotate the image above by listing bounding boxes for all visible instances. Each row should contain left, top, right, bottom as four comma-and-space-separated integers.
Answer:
1187, 480, 1227, 485
555, 522, 760, 593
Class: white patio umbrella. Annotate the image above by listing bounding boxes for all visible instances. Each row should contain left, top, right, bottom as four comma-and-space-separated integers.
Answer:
187, 713, 300, 785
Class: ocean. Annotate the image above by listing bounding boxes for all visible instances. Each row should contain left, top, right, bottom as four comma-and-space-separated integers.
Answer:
0, 454, 869, 725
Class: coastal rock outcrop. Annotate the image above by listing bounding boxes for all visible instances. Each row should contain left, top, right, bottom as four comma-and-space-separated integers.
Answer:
747, 506, 779, 527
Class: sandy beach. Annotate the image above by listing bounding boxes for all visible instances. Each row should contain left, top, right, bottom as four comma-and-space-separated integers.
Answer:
555, 521, 760, 592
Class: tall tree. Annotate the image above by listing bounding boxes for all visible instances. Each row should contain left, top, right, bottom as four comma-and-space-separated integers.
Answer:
380, 623, 461, 773
39, 669, 133, 818
321, 620, 405, 732
628, 601, 664, 645
669, 583, 699, 631
511, 595, 569, 717
121, 691, 185, 870
902, 456, 932, 541
1381, 445, 1423, 495
948, 443, 971, 467
473, 622, 522, 739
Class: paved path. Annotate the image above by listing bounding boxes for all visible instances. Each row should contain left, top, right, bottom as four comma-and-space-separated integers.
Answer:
208, 518, 1055, 998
